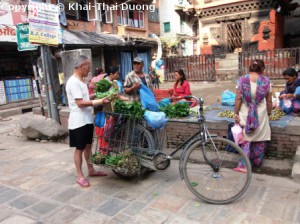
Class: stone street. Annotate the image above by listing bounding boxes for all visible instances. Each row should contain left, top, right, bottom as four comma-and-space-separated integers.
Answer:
0, 114, 300, 224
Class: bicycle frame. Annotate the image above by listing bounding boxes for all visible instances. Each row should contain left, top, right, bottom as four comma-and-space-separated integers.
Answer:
164, 96, 220, 179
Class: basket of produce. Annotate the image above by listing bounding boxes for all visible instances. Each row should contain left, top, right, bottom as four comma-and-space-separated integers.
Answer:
90, 149, 140, 177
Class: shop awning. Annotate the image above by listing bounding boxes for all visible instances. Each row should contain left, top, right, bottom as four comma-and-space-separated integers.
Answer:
62, 30, 126, 46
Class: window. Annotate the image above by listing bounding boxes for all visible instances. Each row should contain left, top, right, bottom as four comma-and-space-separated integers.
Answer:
94, 0, 102, 21
117, 7, 122, 24
64, 0, 88, 21
104, 6, 113, 23
138, 11, 144, 28
92, 1, 113, 23
148, 8, 159, 22
117, 5, 145, 28
164, 22, 170, 33
180, 15, 186, 33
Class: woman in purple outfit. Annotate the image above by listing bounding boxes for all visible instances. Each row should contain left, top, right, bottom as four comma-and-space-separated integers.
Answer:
234, 59, 272, 173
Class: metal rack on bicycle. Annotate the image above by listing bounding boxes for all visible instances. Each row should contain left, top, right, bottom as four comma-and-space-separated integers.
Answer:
90, 112, 168, 177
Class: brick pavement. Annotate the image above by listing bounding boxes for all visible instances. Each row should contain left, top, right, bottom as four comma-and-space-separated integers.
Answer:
1, 114, 300, 223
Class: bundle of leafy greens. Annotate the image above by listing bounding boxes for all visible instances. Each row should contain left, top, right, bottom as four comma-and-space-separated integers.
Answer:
94, 79, 112, 93
113, 100, 145, 118
159, 102, 190, 118
96, 87, 119, 100
94, 79, 119, 100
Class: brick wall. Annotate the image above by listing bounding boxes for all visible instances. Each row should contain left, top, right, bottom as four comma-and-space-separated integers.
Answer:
67, 20, 96, 32
166, 119, 300, 160
33, 107, 300, 160
251, 9, 284, 51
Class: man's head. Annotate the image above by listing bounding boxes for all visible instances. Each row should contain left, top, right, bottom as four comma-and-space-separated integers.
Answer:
74, 55, 91, 77
282, 67, 298, 84
133, 57, 144, 74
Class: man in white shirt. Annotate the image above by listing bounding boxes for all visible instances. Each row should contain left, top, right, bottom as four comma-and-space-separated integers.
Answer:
66, 55, 109, 187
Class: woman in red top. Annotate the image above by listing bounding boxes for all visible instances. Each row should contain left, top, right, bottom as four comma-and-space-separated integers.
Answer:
171, 69, 192, 102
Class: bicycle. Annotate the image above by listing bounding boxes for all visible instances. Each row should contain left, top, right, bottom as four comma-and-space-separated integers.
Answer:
91, 96, 252, 204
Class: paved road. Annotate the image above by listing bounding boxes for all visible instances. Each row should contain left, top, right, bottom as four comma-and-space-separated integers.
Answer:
0, 114, 300, 224
159, 81, 237, 106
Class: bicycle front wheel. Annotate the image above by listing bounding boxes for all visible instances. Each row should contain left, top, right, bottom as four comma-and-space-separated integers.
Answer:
182, 137, 252, 204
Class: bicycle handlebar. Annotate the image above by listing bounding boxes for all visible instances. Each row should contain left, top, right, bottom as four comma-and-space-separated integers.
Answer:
183, 96, 204, 105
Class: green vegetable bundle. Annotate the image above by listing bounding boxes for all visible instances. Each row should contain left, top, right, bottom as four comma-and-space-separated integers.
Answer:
105, 155, 123, 166
159, 102, 190, 118
94, 79, 112, 93
113, 100, 145, 118
95, 87, 118, 99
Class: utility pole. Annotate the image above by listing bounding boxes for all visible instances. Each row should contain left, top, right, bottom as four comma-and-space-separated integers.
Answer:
40, 45, 60, 123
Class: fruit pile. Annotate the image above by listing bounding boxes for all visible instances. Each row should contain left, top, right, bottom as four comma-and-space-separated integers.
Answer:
217, 110, 235, 118
269, 108, 286, 121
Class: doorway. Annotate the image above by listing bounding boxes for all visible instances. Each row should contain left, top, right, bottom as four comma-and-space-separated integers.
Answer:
227, 21, 242, 53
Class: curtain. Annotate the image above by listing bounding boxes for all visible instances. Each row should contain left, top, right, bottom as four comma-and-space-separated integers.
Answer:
120, 52, 132, 81
138, 52, 150, 75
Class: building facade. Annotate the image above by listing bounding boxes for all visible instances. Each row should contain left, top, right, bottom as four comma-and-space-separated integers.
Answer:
0, 0, 159, 110
159, 0, 199, 56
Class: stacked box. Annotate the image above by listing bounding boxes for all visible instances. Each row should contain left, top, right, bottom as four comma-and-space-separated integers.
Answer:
153, 89, 173, 102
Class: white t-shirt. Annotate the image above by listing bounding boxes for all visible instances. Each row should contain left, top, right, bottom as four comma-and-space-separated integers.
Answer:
66, 75, 93, 130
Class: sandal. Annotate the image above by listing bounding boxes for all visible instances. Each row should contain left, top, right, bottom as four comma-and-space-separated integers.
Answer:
233, 167, 247, 173
77, 177, 90, 187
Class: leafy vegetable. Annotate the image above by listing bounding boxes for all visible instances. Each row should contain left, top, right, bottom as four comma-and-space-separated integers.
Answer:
94, 79, 112, 93
159, 102, 190, 118
113, 100, 145, 118
95, 87, 118, 99
90, 153, 107, 164
105, 155, 123, 166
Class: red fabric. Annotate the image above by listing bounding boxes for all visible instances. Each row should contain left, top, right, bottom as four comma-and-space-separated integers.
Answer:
173, 81, 197, 107
173, 80, 191, 98
95, 127, 108, 149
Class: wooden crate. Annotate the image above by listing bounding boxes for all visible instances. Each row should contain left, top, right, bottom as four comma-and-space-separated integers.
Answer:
154, 89, 173, 102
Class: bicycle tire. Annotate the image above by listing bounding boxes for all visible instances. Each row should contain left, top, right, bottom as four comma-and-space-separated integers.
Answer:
182, 137, 252, 204
110, 124, 155, 178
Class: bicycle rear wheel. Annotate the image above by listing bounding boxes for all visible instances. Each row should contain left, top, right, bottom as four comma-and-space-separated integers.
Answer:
182, 137, 251, 204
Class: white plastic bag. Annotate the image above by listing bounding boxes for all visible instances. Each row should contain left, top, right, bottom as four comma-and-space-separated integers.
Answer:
231, 124, 244, 145
283, 98, 292, 108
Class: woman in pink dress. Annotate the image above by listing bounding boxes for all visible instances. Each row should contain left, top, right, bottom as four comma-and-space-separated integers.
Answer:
170, 69, 196, 107
88, 67, 106, 95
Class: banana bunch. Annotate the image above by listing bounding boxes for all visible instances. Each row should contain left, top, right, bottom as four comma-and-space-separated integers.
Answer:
269, 108, 286, 121
218, 110, 235, 118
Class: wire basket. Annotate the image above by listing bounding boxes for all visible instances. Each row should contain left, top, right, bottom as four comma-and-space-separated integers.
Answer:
90, 112, 166, 176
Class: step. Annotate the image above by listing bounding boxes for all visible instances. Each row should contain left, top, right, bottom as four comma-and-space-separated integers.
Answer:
291, 162, 300, 182
294, 146, 300, 162
0, 103, 41, 119
0, 107, 22, 119
164, 148, 293, 177
225, 53, 239, 60
252, 159, 292, 176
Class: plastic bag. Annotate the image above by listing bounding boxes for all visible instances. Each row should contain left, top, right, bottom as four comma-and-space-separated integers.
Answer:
283, 99, 292, 108
144, 111, 167, 129
158, 98, 171, 108
95, 111, 106, 128
221, 90, 236, 106
139, 83, 159, 111
231, 124, 244, 145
